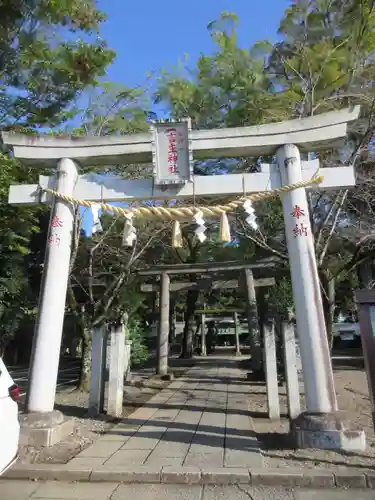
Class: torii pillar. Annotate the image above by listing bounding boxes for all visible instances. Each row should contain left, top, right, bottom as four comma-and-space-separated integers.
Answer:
157, 273, 170, 377
24, 158, 78, 445
276, 144, 365, 451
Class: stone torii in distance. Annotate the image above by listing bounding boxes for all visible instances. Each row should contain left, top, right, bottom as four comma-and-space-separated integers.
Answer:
137, 260, 276, 371
2, 106, 366, 450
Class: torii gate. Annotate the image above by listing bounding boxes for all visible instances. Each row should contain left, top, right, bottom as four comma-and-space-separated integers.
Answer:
2, 107, 366, 450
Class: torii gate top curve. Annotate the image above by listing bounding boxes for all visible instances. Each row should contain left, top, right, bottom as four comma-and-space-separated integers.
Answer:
2, 106, 367, 453
1, 106, 359, 167
4, 106, 360, 206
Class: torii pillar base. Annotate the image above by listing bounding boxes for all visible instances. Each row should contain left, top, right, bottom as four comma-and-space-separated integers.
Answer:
291, 411, 366, 452
19, 410, 75, 448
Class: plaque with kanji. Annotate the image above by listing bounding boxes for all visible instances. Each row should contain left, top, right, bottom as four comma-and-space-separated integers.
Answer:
151, 118, 193, 185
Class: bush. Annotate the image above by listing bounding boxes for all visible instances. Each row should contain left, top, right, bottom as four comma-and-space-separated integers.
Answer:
126, 318, 149, 367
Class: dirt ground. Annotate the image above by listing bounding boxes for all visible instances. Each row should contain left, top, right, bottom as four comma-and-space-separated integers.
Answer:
251, 361, 375, 471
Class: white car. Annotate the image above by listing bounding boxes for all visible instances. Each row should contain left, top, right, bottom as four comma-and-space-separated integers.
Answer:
0, 358, 20, 475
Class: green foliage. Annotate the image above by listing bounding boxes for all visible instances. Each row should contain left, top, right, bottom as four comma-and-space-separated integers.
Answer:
155, 11, 283, 129
0, 0, 115, 128
268, 277, 294, 319
0, 0, 114, 354
0, 153, 40, 349
126, 318, 149, 367
152, 3, 375, 330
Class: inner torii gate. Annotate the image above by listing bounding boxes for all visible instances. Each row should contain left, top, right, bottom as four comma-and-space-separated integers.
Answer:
2, 106, 365, 450
137, 260, 276, 374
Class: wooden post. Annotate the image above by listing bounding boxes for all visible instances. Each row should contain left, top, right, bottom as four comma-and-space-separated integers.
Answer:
234, 312, 241, 356
157, 273, 170, 376
281, 322, 301, 419
201, 312, 207, 356
88, 326, 107, 416
244, 269, 262, 371
264, 319, 280, 419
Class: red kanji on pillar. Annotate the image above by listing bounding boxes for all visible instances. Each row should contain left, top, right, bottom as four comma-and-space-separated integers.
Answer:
291, 205, 305, 219
51, 215, 64, 228
293, 223, 308, 237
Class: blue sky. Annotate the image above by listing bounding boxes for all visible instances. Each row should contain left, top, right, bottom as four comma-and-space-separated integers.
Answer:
97, 0, 289, 106
84, 0, 290, 235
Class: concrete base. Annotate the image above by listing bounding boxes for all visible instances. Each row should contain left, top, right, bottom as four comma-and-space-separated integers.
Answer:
235, 351, 242, 357
19, 410, 75, 447
291, 411, 366, 452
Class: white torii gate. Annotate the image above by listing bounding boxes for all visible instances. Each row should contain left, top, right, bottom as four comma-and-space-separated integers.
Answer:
2, 106, 366, 450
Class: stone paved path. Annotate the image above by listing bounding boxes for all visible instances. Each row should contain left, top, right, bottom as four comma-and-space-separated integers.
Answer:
71, 354, 263, 469
1, 480, 374, 500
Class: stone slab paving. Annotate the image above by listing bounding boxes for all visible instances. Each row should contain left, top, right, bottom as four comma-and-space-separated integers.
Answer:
5, 354, 375, 488
64, 356, 263, 470
1, 481, 375, 500
111, 357, 259, 469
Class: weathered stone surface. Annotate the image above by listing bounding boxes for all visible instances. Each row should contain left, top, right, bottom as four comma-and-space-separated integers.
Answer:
184, 452, 224, 468
32, 480, 119, 499
161, 466, 201, 484
67, 457, 106, 468
365, 471, 375, 488
4, 463, 91, 481
0, 479, 40, 498
335, 471, 366, 489
121, 437, 160, 450
224, 450, 263, 468
201, 468, 250, 484
19, 411, 75, 447
294, 491, 375, 500
250, 469, 335, 488
291, 412, 366, 452
77, 440, 123, 458
90, 466, 161, 483
112, 484, 202, 500
104, 449, 151, 466
145, 457, 183, 467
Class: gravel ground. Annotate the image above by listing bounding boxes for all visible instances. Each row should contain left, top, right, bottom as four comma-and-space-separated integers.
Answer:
251, 365, 375, 471
18, 364, 188, 465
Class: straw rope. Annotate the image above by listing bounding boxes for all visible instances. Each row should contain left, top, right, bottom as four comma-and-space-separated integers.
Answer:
40, 174, 324, 220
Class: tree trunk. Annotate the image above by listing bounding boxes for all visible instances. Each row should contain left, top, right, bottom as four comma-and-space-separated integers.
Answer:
79, 326, 93, 392
0, 342, 7, 360
181, 289, 199, 358
320, 272, 336, 349
357, 260, 374, 289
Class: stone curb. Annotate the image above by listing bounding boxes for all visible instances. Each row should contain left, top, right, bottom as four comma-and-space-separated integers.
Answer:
4, 465, 372, 488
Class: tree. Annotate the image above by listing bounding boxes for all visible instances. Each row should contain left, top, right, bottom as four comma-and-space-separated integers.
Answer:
0, 0, 115, 359
60, 83, 174, 389
68, 211, 168, 390
0, 0, 115, 129
155, 5, 375, 345
264, 0, 375, 337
